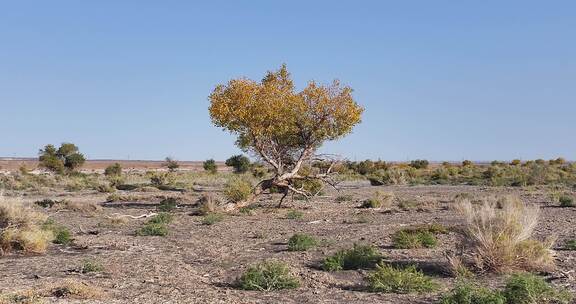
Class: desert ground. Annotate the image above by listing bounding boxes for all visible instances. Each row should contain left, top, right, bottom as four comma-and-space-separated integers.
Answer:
1, 173, 575, 303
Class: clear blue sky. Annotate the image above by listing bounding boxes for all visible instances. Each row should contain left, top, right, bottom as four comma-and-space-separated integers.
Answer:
1, 1, 574, 161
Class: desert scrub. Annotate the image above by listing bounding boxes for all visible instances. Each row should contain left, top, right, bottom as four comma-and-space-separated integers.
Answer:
367, 263, 437, 293
559, 195, 574, 207
157, 197, 178, 212
42, 219, 72, 245
285, 209, 304, 220
237, 260, 299, 291
360, 191, 394, 209
393, 230, 437, 249
0, 196, 53, 254
439, 281, 506, 304
564, 239, 576, 250
392, 223, 448, 249
136, 213, 173, 236
287, 233, 317, 251
456, 196, 554, 273
202, 213, 224, 225
224, 177, 252, 203
80, 259, 104, 273
502, 273, 572, 304
335, 194, 353, 203
322, 244, 382, 271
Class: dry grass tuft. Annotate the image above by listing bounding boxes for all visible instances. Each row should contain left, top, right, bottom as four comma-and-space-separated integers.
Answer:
0, 195, 53, 255
456, 195, 555, 273
0, 280, 103, 303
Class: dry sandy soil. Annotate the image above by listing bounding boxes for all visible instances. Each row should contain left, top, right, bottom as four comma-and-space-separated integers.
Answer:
1, 183, 575, 303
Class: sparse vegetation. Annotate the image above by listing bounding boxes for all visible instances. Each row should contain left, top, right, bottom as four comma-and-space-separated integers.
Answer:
564, 239, 576, 250
223, 178, 252, 203
225, 155, 251, 174
104, 163, 122, 177
42, 219, 72, 245
322, 244, 382, 271
439, 281, 506, 304
287, 233, 317, 251
392, 228, 438, 249
38, 143, 86, 174
367, 263, 438, 293
163, 157, 179, 172
456, 196, 554, 273
80, 259, 104, 273
559, 195, 574, 207
237, 261, 299, 291
203, 159, 217, 174
157, 197, 178, 212
285, 209, 303, 220
136, 213, 173, 236
202, 213, 224, 225
0, 196, 53, 255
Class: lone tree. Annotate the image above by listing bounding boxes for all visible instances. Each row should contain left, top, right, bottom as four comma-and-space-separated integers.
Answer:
209, 65, 363, 209
38, 143, 86, 174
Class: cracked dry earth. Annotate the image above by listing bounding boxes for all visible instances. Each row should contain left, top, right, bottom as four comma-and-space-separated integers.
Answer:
1, 183, 575, 303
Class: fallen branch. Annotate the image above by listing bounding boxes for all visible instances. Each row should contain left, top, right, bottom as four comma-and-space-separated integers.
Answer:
107, 212, 158, 219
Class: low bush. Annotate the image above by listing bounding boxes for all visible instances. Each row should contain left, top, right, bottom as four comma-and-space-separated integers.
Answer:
285, 210, 304, 220
237, 260, 299, 291
564, 239, 576, 250
157, 198, 178, 212
410, 159, 430, 169
42, 219, 72, 245
203, 159, 217, 174
225, 155, 251, 174
502, 273, 572, 304
361, 191, 394, 209
322, 244, 382, 271
559, 195, 574, 207
335, 194, 353, 203
439, 281, 506, 304
456, 196, 554, 273
287, 234, 317, 251
224, 178, 252, 203
136, 213, 172, 236
202, 213, 224, 225
104, 163, 122, 177
393, 229, 437, 249
367, 263, 438, 293
80, 259, 104, 273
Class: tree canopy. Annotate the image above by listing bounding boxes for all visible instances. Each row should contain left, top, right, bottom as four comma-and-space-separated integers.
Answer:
209, 65, 363, 207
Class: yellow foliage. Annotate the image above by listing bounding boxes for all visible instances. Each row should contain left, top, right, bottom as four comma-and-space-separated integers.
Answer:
209, 65, 363, 169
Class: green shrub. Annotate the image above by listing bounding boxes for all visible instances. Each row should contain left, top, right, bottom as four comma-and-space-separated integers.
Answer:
251, 165, 267, 178
157, 198, 178, 212
439, 281, 506, 304
80, 259, 104, 273
392, 224, 447, 249
148, 213, 173, 225
285, 210, 304, 220
224, 178, 252, 203
410, 159, 430, 169
136, 223, 168, 236
104, 163, 122, 177
163, 157, 179, 172
287, 234, 317, 251
393, 230, 437, 249
335, 194, 353, 203
203, 159, 217, 174
564, 239, 576, 250
238, 261, 299, 291
322, 244, 382, 271
360, 191, 394, 209
367, 263, 438, 293
225, 155, 251, 174
136, 213, 172, 236
202, 213, 224, 225
559, 195, 574, 207
42, 219, 72, 245
38, 143, 86, 174
502, 273, 572, 304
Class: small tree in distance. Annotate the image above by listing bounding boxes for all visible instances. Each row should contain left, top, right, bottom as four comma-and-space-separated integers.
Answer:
225, 155, 250, 174
163, 157, 179, 172
38, 143, 85, 174
209, 65, 363, 209
203, 159, 218, 174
